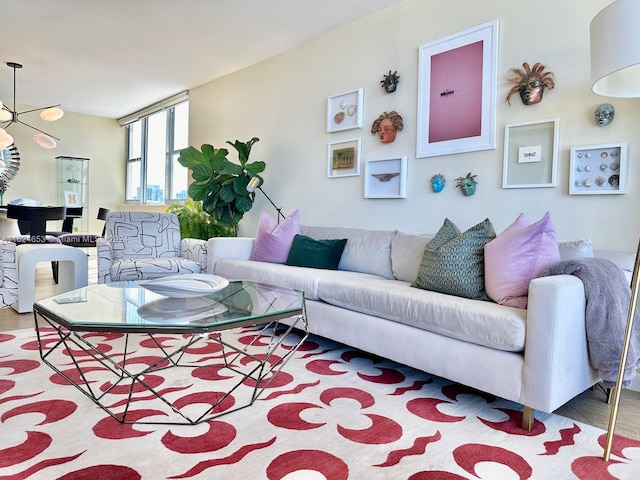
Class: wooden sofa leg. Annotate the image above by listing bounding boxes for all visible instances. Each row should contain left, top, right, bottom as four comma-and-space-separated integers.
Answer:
522, 406, 534, 431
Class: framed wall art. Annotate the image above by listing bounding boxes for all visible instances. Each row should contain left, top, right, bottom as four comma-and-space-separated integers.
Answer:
327, 88, 363, 133
64, 190, 81, 207
416, 20, 499, 158
502, 118, 559, 188
569, 143, 628, 195
327, 138, 361, 178
364, 156, 407, 199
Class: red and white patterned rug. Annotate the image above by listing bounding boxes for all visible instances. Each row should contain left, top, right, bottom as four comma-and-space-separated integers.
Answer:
1, 326, 639, 480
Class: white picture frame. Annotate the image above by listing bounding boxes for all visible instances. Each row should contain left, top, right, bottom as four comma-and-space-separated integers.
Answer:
364, 156, 407, 199
569, 143, 628, 195
502, 118, 559, 189
416, 20, 499, 158
63, 190, 81, 207
327, 138, 361, 178
327, 88, 363, 133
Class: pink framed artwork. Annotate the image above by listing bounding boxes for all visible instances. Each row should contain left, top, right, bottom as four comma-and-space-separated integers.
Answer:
417, 20, 499, 158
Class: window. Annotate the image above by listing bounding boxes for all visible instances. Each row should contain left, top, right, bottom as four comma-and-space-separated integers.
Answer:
125, 100, 189, 204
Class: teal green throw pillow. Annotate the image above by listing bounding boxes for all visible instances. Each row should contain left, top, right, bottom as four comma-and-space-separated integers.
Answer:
286, 234, 347, 270
412, 218, 496, 300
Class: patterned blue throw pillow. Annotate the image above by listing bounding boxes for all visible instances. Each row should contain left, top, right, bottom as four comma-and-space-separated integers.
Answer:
412, 218, 495, 300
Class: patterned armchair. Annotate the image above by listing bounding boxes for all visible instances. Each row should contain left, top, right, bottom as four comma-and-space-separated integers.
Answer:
97, 211, 208, 284
0, 240, 18, 308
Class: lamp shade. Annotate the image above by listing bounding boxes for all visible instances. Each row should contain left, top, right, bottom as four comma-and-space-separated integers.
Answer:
591, 0, 640, 97
0, 109, 12, 122
33, 132, 57, 149
0, 128, 13, 149
246, 176, 261, 192
40, 106, 64, 121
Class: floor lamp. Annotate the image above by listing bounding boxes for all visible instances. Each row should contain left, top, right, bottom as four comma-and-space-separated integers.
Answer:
590, 0, 640, 462
246, 177, 286, 223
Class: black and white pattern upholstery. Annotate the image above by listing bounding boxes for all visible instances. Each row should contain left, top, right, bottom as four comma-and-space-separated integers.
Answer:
0, 240, 18, 308
97, 211, 208, 283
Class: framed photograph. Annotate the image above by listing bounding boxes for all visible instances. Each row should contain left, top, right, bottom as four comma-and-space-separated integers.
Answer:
327, 138, 361, 178
327, 88, 363, 133
569, 143, 628, 195
63, 190, 81, 207
502, 118, 559, 188
364, 156, 407, 199
416, 20, 499, 158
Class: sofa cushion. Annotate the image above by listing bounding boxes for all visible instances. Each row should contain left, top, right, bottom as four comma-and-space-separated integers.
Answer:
559, 239, 594, 260
250, 210, 300, 264
214, 259, 383, 300
594, 249, 635, 272
413, 218, 495, 300
286, 234, 347, 270
484, 212, 560, 309
301, 225, 394, 279
317, 276, 527, 352
109, 257, 202, 282
391, 231, 434, 282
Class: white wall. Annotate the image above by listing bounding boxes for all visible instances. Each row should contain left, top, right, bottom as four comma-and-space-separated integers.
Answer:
3, 104, 124, 233
189, 0, 639, 251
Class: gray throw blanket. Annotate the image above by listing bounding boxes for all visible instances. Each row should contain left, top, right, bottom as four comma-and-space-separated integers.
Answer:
540, 257, 640, 388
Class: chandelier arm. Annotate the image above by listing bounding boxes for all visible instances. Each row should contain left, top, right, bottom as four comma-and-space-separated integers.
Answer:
19, 104, 63, 115
16, 119, 60, 141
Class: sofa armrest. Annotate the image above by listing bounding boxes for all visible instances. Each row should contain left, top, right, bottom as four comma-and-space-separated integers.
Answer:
0, 241, 17, 305
521, 274, 599, 412
96, 240, 113, 284
180, 238, 208, 272
206, 237, 255, 274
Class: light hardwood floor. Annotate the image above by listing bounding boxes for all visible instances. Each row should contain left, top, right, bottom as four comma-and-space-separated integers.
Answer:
1, 252, 638, 441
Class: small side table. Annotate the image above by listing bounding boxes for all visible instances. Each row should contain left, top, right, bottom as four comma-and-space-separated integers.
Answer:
12, 244, 88, 313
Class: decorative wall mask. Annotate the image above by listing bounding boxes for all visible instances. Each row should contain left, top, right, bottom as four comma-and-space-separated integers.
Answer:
431, 173, 445, 193
594, 103, 614, 126
371, 111, 403, 143
455, 172, 478, 196
381, 70, 400, 93
506, 62, 555, 105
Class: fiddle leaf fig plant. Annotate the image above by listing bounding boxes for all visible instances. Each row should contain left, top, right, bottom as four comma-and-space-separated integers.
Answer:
178, 137, 265, 235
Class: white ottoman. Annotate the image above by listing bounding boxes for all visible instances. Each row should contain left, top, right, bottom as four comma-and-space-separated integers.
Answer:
12, 244, 89, 313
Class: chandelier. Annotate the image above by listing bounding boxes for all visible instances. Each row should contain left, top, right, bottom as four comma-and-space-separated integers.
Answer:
0, 62, 63, 150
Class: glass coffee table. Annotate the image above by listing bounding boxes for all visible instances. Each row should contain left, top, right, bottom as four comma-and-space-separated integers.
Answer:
33, 279, 308, 425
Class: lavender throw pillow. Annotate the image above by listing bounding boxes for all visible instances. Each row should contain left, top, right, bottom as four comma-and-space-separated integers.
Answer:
484, 212, 560, 309
250, 210, 300, 263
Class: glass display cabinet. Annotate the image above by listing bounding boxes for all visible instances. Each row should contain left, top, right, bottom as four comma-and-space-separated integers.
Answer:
56, 156, 89, 232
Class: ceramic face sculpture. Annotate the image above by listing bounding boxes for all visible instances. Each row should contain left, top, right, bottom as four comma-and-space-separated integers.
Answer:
460, 181, 476, 196
519, 80, 543, 105
431, 174, 445, 193
377, 118, 396, 143
506, 62, 555, 106
371, 111, 403, 144
595, 103, 614, 126
381, 70, 400, 93
455, 172, 478, 196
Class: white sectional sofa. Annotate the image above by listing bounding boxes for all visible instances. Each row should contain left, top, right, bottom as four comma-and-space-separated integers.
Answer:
206, 225, 632, 430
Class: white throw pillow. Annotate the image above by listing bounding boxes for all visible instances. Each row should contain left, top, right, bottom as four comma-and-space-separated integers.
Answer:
391, 231, 434, 282
300, 225, 394, 279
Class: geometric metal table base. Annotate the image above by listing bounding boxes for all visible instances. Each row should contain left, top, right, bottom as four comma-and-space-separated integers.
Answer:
35, 312, 308, 425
